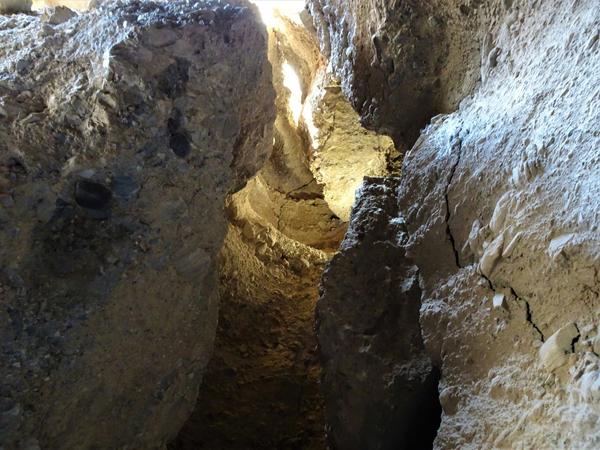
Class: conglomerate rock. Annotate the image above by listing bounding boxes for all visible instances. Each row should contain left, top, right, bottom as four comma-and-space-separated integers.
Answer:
312, 0, 600, 448
0, 1, 274, 448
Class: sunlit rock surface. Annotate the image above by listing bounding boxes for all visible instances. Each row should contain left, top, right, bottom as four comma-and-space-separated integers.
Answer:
304, 70, 393, 222
173, 10, 334, 448
311, 0, 600, 448
0, 1, 274, 448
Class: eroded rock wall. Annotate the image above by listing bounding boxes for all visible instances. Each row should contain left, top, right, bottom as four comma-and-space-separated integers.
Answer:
318, 177, 441, 450
172, 11, 334, 449
313, 0, 600, 448
173, 215, 330, 449
304, 70, 394, 222
173, 5, 403, 445
0, 1, 274, 448
307, 0, 484, 155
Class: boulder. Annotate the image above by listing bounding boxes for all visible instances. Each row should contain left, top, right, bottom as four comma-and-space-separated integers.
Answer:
0, 1, 274, 448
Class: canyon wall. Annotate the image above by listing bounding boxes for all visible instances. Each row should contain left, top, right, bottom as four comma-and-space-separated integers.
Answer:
307, 0, 484, 158
311, 0, 600, 448
0, 1, 274, 448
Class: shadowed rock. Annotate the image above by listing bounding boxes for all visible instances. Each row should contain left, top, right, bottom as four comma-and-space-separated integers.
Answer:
0, 1, 274, 448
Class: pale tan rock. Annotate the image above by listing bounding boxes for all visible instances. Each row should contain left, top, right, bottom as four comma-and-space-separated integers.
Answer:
492, 293, 507, 310
41, 5, 76, 23
478, 233, 504, 278
539, 323, 580, 372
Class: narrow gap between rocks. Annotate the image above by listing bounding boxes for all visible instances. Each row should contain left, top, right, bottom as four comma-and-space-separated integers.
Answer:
170, 1, 432, 448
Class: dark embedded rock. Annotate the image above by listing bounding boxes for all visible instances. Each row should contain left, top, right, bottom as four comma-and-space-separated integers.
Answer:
159, 57, 191, 98
111, 174, 139, 201
170, 132, 192, 158
74, 179, 112, 210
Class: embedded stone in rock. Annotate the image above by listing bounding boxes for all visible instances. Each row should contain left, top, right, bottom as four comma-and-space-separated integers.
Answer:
492, 293, 508, 310
41, 5, 77, 24
539, 323, 580, 372
74, 179, 112, 210
170, 132, 192, 158
0, 1, 274, 449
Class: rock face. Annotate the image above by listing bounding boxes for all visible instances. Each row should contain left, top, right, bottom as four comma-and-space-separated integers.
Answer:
173, 6, 400, 446
173, 217, 330, 450
318, 177, 441, 450
304, 71, 394, 222
311, 0, 600, 448
307, 0, 483, 155
173, 11, 334, 449
0, 1, 274, 448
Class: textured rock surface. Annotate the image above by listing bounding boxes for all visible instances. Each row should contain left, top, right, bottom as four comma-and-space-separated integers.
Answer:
173, 216, 330, 450
0, 1, 274, 448
173, 9, 332, 449
307, 0, 483, 155
318, 177, 441, 450
312, 0, 600, 448
304, 70, 394, 222
173, 5, 399, 446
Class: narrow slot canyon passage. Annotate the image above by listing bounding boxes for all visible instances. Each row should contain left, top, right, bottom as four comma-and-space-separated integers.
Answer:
172, 2, 398, 447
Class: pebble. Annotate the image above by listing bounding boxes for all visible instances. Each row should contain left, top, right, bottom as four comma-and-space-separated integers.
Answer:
74, 179, 113, 210
539, 323, 579, 371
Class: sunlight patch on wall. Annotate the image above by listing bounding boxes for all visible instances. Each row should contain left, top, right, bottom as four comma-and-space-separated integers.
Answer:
282, 61, 303, 125
251, 0, 305, 28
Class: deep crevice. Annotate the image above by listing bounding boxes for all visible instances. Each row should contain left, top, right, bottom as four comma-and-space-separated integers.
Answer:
570, 323, 581, 353
416, 366, 443, 449
444, 135, 463, 269
479, 281, 545, 342
511, 287, 545, 342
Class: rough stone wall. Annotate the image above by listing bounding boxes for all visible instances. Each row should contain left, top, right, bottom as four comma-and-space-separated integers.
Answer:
318, 177, 441, 450
172, 12, 334, 449
0, 1, 274, 448
173, 6, 403, 446
312, 0, 600, 448
304, 70, 394, 222
307, 0, 484, 155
